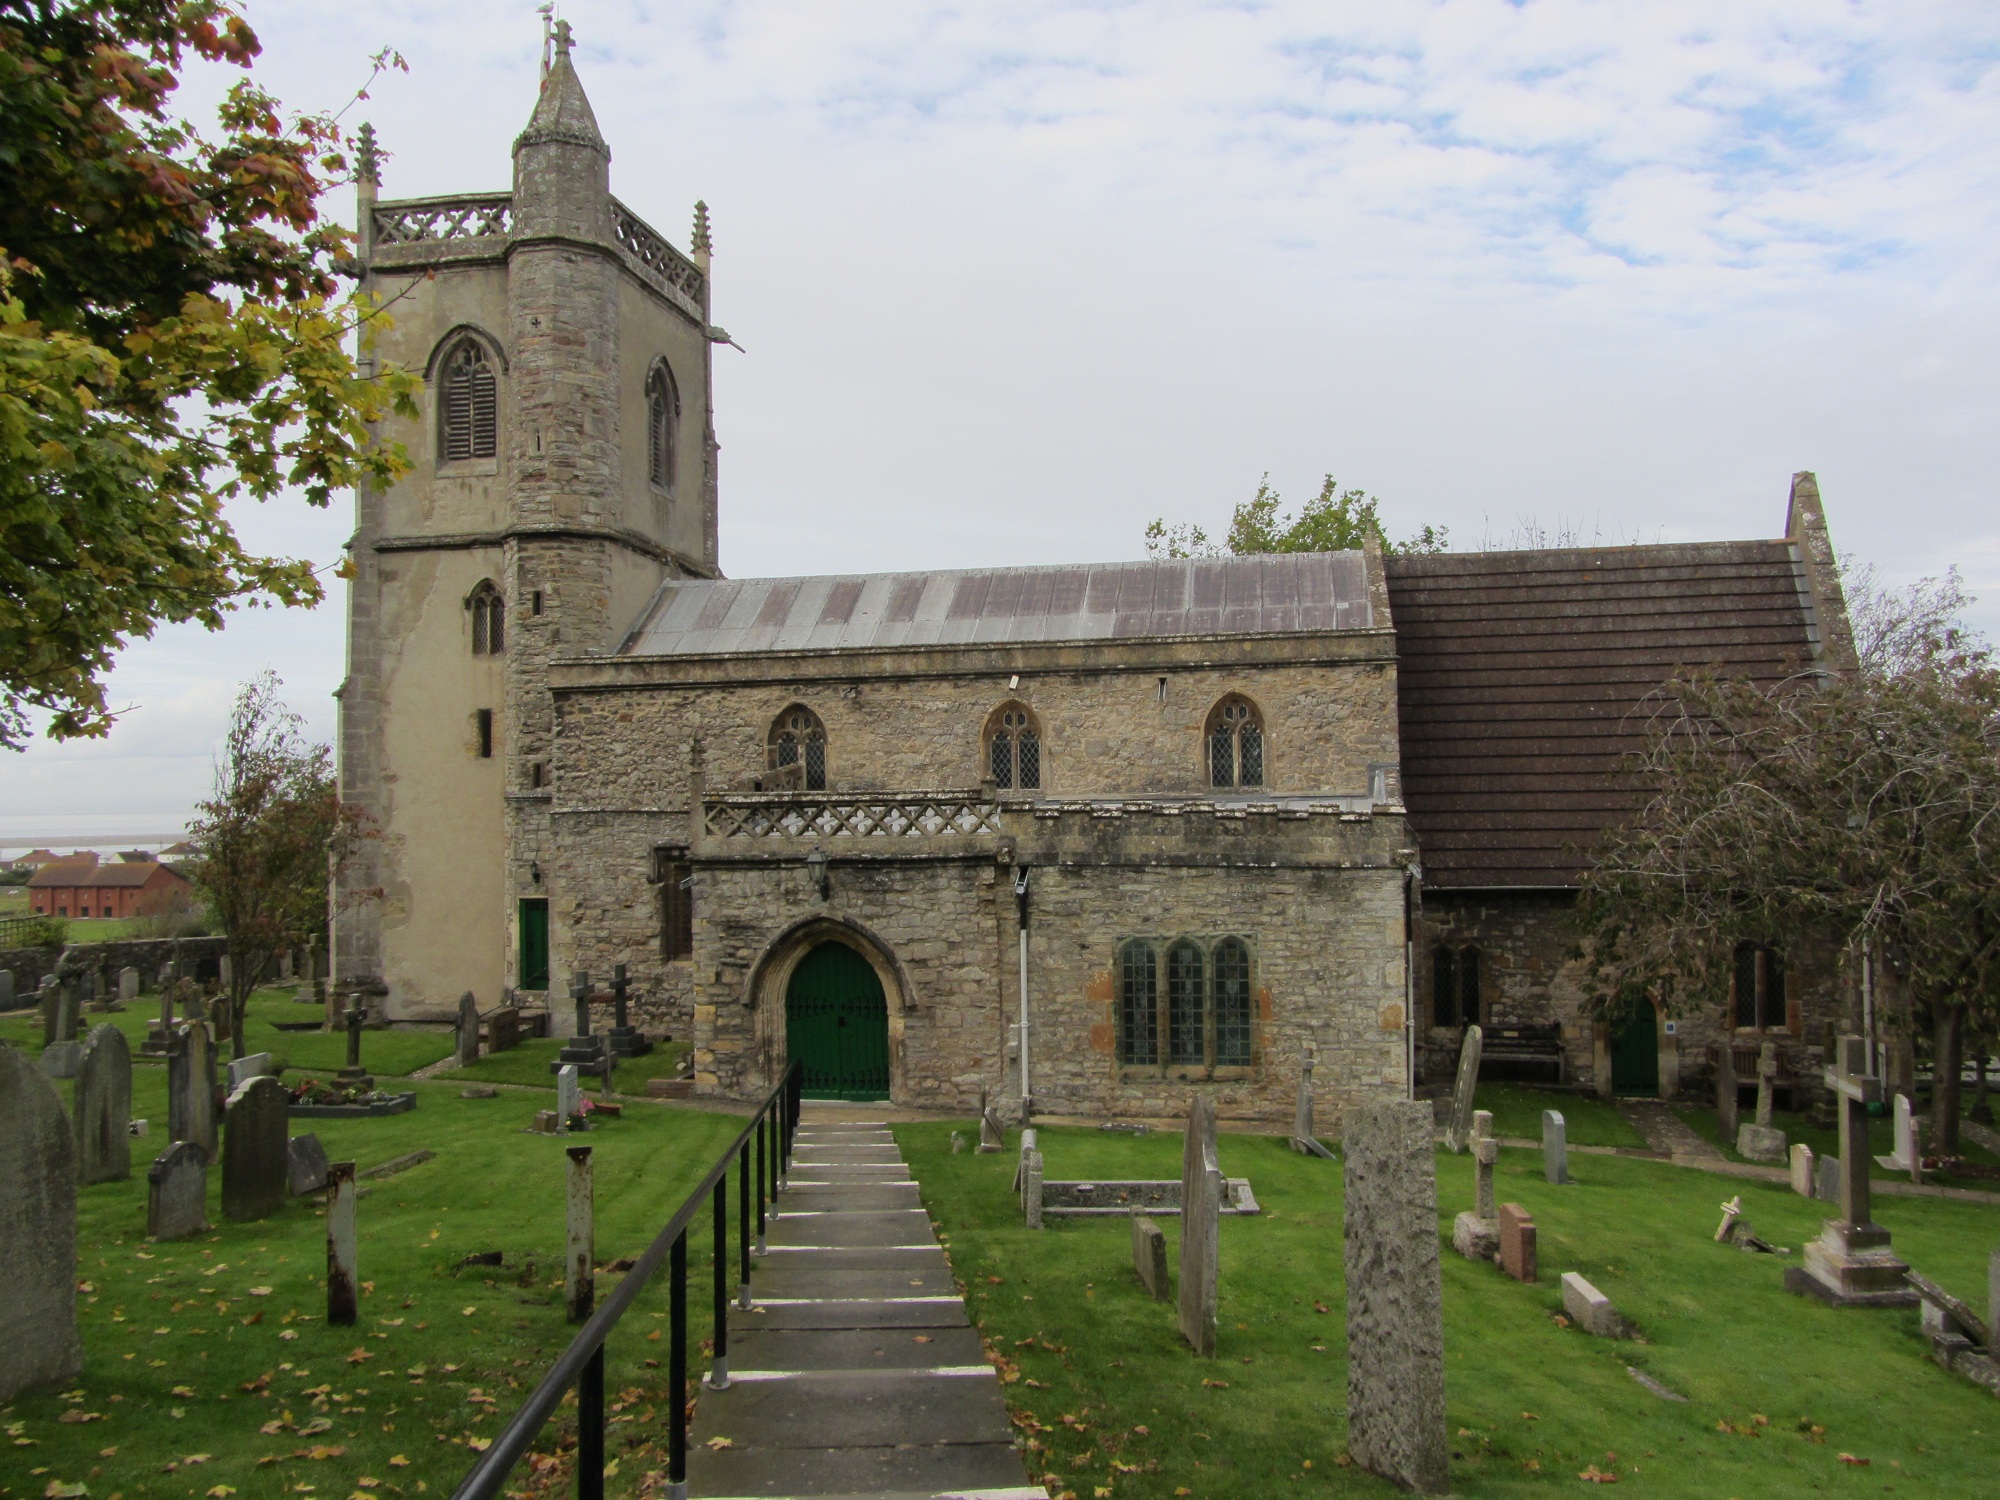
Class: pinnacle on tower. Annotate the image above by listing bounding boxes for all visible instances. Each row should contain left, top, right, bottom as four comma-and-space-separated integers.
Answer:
692, 200, 712, 267
355, 122, 381, 187
515, 18, 608, 159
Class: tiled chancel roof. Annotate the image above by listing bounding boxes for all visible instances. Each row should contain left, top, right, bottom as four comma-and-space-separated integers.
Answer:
623, 553, 1376, 657
1383, 541, 1823, 890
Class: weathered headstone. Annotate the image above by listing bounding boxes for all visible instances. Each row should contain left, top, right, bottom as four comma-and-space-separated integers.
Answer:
146, 1140, 209, 1239
1717, 1042, 1739, 1144
208, 994, 231, 1045
1022, 1147, 1045, 1230
1014, 1126, 1039, 1199
532, 1109, 560, 1134
456, 991, 481, 1066
326, 1161, 358, 1325
143, 979, 176, 1055
1815, 1152, 1842, 1205
1755, 1041, 1778, 1125
1178, 1095, 1222, 1357
1497, 1203, 1537, 1284
605, 963, 653, 1058
1561, 1272, 1630, 1338
489, 1007, 520, 1053
1452, 1109, 1499, 1261
1735, 1041, 1788, 1161
557, 1063, 581, 1126
1877, 1092, 1918, 1174
75, 1022, 132, 1184
1790, 1142, 1816, 1197
337, 997, 373, 1090
0, 1047, 84, 1400
1444, 1025, 1484, 1153
57, 981, 81, 1041
221, 1075, 289, 1222
167, 1021, 218, 1157
228, 1052, 274, 1090
1131, 1213, 1169, 1301
978, 1090, 1004, 1153
1290, 1044, 1337, 1158
279, 948, 295, 981
1785, 1035, 1916, 1307
118, 966, 140, 1003
1342, 1098, 1448, 1496
40, 1039, 81, 1079
1543, 1108, 1571, 1184
288, 1133, 331, 1196
0, 968, 13, 1010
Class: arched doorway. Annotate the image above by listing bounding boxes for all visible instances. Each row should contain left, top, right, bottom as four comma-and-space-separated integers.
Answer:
1610, 1004, 1660, 1096
786, 942, 890, 1101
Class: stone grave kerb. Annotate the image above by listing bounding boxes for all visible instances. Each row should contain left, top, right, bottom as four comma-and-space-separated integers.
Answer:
1444, 1025, 1483, 1153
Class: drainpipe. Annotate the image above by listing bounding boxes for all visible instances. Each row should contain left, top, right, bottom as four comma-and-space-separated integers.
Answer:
1015, 865, 1032, 1122
1404, 864, 1421, 1101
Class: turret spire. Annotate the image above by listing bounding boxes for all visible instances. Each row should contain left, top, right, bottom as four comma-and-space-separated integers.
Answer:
515, 19, 608, 160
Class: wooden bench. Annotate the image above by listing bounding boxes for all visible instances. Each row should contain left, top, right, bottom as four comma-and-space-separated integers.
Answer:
1479, 1023, 1565, 1084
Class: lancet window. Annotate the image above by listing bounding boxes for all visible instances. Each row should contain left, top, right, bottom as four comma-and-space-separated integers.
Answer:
440, 338, 498, 462
986, 703, 1042, 791
769, 706, 827, 791
1206, 695, 1265, 789
1117, 935, 1257, 1072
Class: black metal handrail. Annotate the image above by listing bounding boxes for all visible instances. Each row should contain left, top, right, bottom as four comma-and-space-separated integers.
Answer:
452, 1063, 804, 1500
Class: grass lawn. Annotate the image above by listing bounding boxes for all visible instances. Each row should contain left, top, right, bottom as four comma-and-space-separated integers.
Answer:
1671, 1101, 2000, 1188
0, 1063, 753, 1500
448, 1037, 693, 1092
1471, 1084, 1648, 1150
901, 1119, 2000, 1498
0, 990, 457, 1079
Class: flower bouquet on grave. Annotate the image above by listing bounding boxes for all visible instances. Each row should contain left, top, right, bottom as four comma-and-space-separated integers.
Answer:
566, 1097, 595, 1132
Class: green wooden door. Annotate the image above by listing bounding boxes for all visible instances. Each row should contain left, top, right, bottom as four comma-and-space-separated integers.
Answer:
786, 943, 890, 1101
518, 899, 550, 992
1610, 1005, 1659, 1096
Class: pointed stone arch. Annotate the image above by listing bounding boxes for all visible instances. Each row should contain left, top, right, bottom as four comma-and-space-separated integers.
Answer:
745, 915, 915, 1095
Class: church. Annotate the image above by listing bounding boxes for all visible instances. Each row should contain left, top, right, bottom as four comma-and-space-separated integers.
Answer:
334, 30, 1855, 1128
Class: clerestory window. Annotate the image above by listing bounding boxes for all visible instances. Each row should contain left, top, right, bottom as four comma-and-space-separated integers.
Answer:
440, 338, 498, 462
986, 703, 1042, 791
769, 705, 827, 791
1206, 695, 1265, 789
1118, 935, 1256, 1072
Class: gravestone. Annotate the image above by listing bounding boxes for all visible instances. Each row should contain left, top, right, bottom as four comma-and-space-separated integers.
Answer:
1177, 1095, 1222, 1357
1877, 1093, 1918, 1174
554, 972, 605, 1073
227, 1052, 274, 1090
457, 992, 481, 1066
167, 1021, 218, 1157
1717, 1042, 1739, 1144
219, 954, 234, 994
604, 964, 652, 1058
57, 981, 81, 1041
978, 1090, 1004, 1153
39, 977, 59, 1045
118, 966, 140, 1003
1790, 1143, 1816, 1197
1561, 1272, 1630, 1338
279, 948, 294, 981
75, 1022, 133, 1184
143, 979, 175, 1055
1497, 1203, 1537, 1284
1543, 1109, 1571, 1184
287, 1133, 331, 1196
557, 1063, 581, 1127
336, 998, 373, 1091
1131, 1214, 1169, 1301
1290, 1044, 1336, 1158
326, 1161, 358, 1326
1014, 1127, 1039, 1200
1785, 1035, 1917, 1307
0, 1047, 84, 1401
0, 969, 13, 1009
40, 1040, 81, 1079
489, 1007, 521, 1053
1342, 1098, 1448, 1496
146, 1140, 209, 1239
1452, 1109, 1499, 1262
1022, 1148, 1045, 1229
1444, 1025, 1484, 1153
1737, 1041, 1788, 1162
221, 1076, 289, 1222
208, 994, 231, 1044
1815, 1153, 1842, 1205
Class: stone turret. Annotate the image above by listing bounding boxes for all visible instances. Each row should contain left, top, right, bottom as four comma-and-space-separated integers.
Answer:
512, 22, 612, 243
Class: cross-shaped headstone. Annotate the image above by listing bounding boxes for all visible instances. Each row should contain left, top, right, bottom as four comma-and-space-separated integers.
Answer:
1755, 1041, 1778, 1128
1823, 1034, 1881, 1229
344, 998, 365, 1070
571, 972, 592, 1039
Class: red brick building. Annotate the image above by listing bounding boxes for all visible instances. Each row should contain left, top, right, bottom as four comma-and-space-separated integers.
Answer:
28, 860, 192, 920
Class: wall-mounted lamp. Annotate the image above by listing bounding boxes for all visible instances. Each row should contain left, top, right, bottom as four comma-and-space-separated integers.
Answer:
530, 860, 542, 885
804, 845, 830, 900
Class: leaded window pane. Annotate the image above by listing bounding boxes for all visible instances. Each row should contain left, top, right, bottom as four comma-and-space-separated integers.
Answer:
1433, 944, 1457, 1027
1018, 729, 1040, 790
990, 732, 1013, 788
1119, 942, 1158, 1065
1458, 945, 1481, 1027
1209, 728, 1234, 787
775, 733, 799, 768
472, 597, 490, 655
1213, 938, 1252, 1066
486, 596, 504, 655
1733, 943, 1758, 1029
1167, 942, 1205, 1065
803, 736, 826, 791
1238, 723, 1263, 786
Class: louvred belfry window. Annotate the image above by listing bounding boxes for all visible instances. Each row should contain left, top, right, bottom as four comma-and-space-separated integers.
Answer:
441, 340, 497, 461
647, 364, 679, 492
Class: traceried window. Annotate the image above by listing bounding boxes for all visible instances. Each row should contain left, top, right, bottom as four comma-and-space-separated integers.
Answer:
1118, 935, 1256, 1072
986, 703, 1042, 791
769, 705, 827, 791
468, 581, 505, 656
440, 338, 498, 462
1206, 695, 1264, 788
647, 363, 680, 492
1733, 942, 1786, 1030
1431, 943, 1482, 1027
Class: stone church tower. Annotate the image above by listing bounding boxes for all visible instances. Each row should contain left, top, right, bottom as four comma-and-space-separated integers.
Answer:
335, 26, 719, 1017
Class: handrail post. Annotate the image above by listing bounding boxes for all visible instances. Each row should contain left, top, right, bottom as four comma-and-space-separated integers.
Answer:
704, 1177, 729, 1390
669, 1228, 688, 1500
756, 1115, 769, 1251
577, 1342, 604, 1500
736, 1138, 752, 1309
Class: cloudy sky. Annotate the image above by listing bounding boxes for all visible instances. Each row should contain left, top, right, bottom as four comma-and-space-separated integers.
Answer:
5, 0, 1998, 847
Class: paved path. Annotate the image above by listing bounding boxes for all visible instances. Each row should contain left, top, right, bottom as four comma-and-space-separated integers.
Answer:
1618, 1100, 1729, 1165
687, 1111, 1037, 1500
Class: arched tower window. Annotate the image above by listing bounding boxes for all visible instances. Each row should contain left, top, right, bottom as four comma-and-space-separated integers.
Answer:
439, 338, 498, 462
647, 363, 680, 493
985, 703, 1042, 791
768, 705, 827, 791
1206, 695, 1265, 789
468, 580, 505, 656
